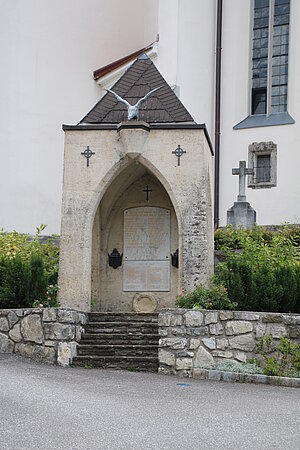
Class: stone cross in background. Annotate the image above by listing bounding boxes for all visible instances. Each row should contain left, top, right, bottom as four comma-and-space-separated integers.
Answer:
232, 161, 253, 202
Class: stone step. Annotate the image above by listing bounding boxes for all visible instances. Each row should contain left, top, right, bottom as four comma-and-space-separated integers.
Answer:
77, 344, 158, 357
72, 355, 158, 372
84, 322, 158, 334
88, 313, 158, 323
81, 333, 159, 345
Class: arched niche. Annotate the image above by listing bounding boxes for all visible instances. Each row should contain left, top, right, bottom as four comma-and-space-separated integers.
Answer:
91, 159, 180, 312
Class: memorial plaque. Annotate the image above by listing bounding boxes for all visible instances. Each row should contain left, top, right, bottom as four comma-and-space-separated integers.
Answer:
123, 207, 170, 291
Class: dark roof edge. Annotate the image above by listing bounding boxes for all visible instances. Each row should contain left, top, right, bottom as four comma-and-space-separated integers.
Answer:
93, 43, 154, 80
62, 123, 214, 155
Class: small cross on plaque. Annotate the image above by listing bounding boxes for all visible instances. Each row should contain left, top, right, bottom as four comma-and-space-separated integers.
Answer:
142, 185, 152, 201
172, 145, 186, 166
81, 146, 95, 167
232, 161, 253, 202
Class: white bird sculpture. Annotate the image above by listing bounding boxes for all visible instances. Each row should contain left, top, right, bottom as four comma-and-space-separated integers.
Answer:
105, 86, 163, 120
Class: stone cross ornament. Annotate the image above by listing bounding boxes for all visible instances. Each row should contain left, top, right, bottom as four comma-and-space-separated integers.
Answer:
232, 161, 253, 202
105, 86, 162, 120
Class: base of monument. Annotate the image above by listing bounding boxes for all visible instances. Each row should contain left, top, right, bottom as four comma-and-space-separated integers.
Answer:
227, 201, 256, 228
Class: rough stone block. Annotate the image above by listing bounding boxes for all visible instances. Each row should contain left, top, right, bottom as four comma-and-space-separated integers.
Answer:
266, 324, 287, 339
176, 357, 193, 370
184, 311, 203, 327
44, 323, 75, 341
15, 343, 55, 364
207, 370, 221, 381
216, 338, 228, 350
159, 349, 175, 366
7, 311, 19, 328
9, 323, 22, 343
209, 323, 224, 335
158, 366, 174, 376
57, 342, 77, 366
229, 334, 256, 352
192, 368, 207, 380
158, 328, 168, 337
234, 311, 260, 321
289, 327, 300, 339
159, 338, 187, 349
202, 337, 216, 350
226, 321, 253, 336
21, 314, 44, 344
193, 346, 214, 369
158, 313, 171, 326
75, 325, 84, 342
283, 315, 300, 326
57, 309, 77, 323
219, 311, 234, 321
222, 371, 239, 382
170, 327, 186, 336
261, 314, 283, 323
0, 332, 14, 353
189, 338, 200, 349
189, 326, 209, 336
212, 350, 233, 358
255, 323, 266, 339
234, 351, 247, 363
42, 309, 57, 322
204, 312, 218, 325
0, 317, 9, 332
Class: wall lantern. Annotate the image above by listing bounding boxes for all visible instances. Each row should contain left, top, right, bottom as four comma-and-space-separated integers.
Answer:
171, 249, 179, 268
108, 249, 123, 269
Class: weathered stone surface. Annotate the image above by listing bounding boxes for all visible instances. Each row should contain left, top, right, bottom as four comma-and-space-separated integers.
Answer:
7, 311, 19, 328
234, 311, 260, 321
202, 337, 216, 350
78, 313, 87, 325
234, 351, 247, 362
188, 326, 209, 336
0, 332, 14, 353
0, 317, 9, 332
219, 310, 234, 321
9, 323, 22, 343
194, 346, 214, 369
216, 338, 228, 350
176, 357, 193, 370
44, 340, 56, 347
192, 368, 207, 380
15, 343, 55, 364
255, 323, 266, 339
261, 314, 283, 323
289, 327, 300, 339
158, 328, 168, 337
266, 324, 287, 339
176, 350, 194, 358
212, 350, 233, 358
44, 323, 75, 340
159, 338, 187, 349
184, 311, 203, 327
209, 323, 224, 335
158, 313, 172, 326
189, 338, 200, 349
159, 349, 175, 366
21, 314, 44, 344
226, 321, 253, 335
204, 312, 218, 325
229, 334, 256, 352
42, 308, 57, 322
57, 309, 77, 323
170, 327, 186, 336
57, 342, 77, 366
283, 315, 300, 326
75, 326, 84, 342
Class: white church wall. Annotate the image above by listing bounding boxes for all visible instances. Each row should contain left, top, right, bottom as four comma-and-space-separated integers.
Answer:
0, 0, 158, 234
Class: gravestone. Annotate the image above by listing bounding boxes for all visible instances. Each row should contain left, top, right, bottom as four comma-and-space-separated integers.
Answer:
227, 161, 256, 228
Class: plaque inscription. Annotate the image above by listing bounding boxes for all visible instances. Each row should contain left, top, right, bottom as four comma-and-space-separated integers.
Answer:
123, 207, 170, 291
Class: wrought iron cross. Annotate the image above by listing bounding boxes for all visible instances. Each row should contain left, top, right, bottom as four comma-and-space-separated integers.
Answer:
232, 161, 253, 202
142, 185, 152, 201
81, 146, 95, 167
172, 145, 186, 166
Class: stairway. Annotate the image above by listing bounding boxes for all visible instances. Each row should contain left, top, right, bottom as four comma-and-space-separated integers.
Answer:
72, 312, 159, 372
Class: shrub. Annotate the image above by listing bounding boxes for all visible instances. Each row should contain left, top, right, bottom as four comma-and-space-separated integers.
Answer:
175, 284, 237, 310
0, 256, 31, 309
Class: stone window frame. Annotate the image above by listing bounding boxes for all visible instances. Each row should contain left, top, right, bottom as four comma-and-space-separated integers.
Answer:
248, 141, 277, 189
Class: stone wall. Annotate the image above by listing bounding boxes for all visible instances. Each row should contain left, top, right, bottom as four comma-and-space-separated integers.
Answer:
158, 308, 300, 377
0, 308, 87, 366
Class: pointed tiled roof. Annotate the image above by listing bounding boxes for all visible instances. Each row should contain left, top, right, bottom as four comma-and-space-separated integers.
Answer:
81, 55, 194, 124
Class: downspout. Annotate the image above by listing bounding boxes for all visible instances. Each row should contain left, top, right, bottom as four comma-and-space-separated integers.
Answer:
214, 0, 223, 229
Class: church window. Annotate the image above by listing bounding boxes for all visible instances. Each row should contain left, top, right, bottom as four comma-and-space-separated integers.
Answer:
251, 0, 290, 116
248, 141, 277, 188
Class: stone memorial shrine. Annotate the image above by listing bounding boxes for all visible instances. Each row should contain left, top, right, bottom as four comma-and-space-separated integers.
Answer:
58, 54, 214, 313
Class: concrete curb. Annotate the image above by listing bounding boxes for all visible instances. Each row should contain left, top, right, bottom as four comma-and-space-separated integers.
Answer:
192, 368, 300, 388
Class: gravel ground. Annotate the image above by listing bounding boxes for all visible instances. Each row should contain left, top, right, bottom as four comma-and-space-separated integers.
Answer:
0, 354, 300, 450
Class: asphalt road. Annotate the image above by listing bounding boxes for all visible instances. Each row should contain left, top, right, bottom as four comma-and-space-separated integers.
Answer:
0, 354, 300, 450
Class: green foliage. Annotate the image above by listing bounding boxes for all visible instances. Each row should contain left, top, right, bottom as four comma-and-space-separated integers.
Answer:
0, 226, 59, 308
214, 224, 300, 313
175, 284, 237, 310
255, 335, 300, 378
